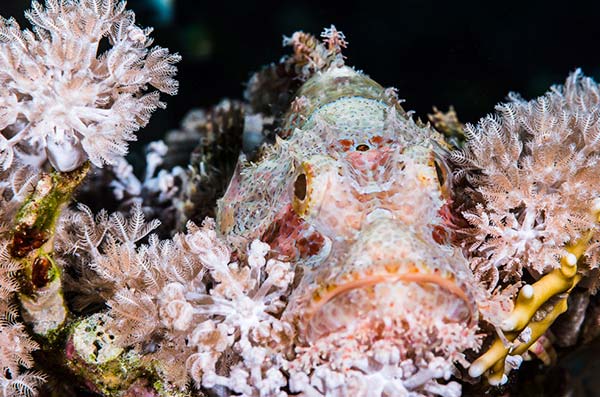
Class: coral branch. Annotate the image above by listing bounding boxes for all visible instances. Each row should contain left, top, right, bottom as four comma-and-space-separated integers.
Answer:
469, 229, 593, 384
0, 166, 47, 396
9, 163, 89, 337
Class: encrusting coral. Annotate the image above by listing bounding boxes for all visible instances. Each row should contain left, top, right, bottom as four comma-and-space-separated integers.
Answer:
0, 1, 599, 396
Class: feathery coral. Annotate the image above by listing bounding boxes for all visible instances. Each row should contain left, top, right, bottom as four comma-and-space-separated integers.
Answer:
64, 205, 294, 392
0, 300, 46, 397
453, 69, 600, 383
454, 69, 600, 287
0, 0, 180, 171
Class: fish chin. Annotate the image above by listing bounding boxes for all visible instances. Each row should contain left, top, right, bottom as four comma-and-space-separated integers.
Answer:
305, 270, 475, 343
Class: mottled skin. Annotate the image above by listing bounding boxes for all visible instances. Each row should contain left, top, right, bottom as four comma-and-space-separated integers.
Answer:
217, 63, 481, 347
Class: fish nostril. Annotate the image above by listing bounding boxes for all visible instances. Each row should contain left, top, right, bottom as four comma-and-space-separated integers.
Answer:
355, 144, 369, 152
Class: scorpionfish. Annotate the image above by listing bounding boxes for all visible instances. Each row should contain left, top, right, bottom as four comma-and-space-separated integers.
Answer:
216, 27, 483, 380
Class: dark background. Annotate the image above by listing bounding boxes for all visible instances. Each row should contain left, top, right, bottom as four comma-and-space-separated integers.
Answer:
3, 0, 600, 145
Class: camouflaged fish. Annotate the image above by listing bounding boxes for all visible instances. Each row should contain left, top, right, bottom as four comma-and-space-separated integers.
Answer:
212, 27, 484, 391
218, 61, 481, 332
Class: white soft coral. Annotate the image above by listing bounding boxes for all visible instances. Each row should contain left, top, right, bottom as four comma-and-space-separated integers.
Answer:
0, 302, 46, 397
184, 235, 294, 395
0, 0, 180, 171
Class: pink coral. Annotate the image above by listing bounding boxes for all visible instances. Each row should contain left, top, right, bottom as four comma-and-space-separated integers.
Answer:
0, 307, 46, 397
453, 69, 600, 289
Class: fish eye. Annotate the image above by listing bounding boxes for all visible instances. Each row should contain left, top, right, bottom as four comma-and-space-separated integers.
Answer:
292, 165, 312, 217
355, 144, 369, 152
433, 159, 448, 188
294, 173, 307, 201
291, 156, 337, 218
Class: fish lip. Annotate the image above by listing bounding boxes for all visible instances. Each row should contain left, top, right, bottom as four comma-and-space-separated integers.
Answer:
303, 266, 477, 341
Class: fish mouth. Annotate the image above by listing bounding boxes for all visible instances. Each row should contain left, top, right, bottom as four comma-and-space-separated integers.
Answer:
303, 263, 477, 342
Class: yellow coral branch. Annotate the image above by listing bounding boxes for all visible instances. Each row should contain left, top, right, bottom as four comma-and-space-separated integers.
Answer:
469, 229, 592, 384
499, 236, 587, 333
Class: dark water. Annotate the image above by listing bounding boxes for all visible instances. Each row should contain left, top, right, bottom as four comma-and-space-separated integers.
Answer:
4, 0, 600, 146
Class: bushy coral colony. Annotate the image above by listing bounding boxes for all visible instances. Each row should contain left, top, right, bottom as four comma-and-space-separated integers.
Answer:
456, 71, 600, 283
0, 0, 180, 172
1, 1, 600, 397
